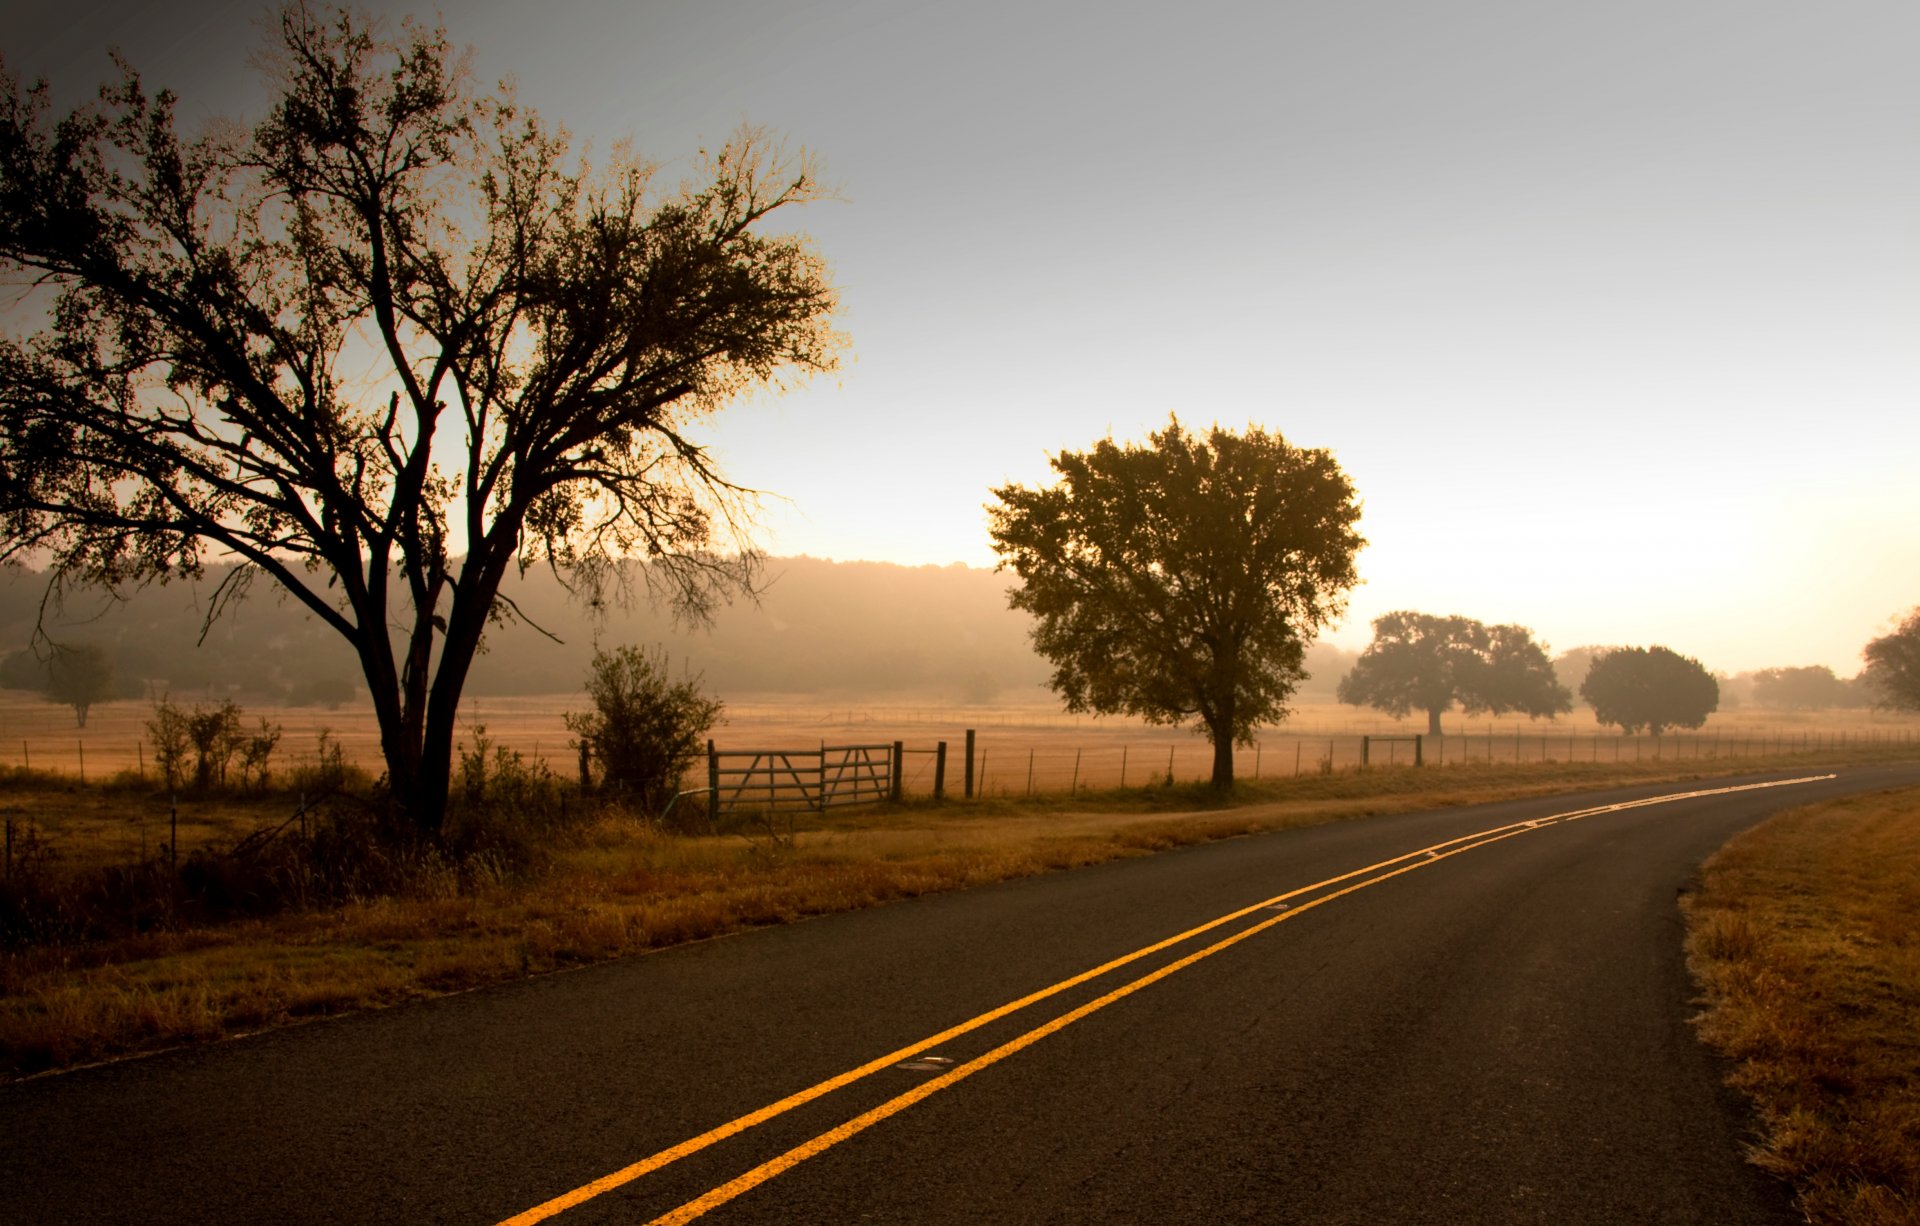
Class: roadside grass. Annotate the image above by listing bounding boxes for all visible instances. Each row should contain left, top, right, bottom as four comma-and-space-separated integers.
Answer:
1686, 788, 1920, 1225
2, 745, 1911, 1082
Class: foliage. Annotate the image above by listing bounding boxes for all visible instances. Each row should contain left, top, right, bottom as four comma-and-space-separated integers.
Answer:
0, 5, 840, 836
1579, 646, 1718, 735
1551, 645, 1617, 707
988, 417, 1363, 788
564, 645, 723, 813
44, 644, 115, 727
1750, 665, 1860, 711
1861, 609, 1920, 712
0, 643, 116, 726
1337, 612, 1571, 735
146, 696, 280, 792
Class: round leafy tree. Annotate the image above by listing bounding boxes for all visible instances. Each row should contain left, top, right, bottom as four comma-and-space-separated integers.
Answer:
1337, 612, 1571, 735
1579, 646, 1718, 735
989, 417, 1364, 789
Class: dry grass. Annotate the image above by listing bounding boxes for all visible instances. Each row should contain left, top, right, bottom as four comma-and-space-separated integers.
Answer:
1686, 789, 1920, 1225
7, 690, 1916, 791
6, 742, 1914, 1083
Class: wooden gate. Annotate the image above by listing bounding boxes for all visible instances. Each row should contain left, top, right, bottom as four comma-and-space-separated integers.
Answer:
704, 741, 897, 821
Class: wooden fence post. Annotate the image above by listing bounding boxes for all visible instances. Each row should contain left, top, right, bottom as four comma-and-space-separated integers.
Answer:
706, 740, 719, 827
934, 741, 947, 801
964, 729, 976, 799
891, 740, 905, 802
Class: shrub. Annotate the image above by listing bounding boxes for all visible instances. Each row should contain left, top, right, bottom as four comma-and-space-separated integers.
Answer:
565, 645, 723, 815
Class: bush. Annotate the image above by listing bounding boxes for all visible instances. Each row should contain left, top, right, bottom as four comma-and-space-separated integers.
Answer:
565, 645, 723, 815
146, 695, 281, 792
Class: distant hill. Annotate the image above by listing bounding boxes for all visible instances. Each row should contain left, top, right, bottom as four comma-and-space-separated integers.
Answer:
0, 558, 1357, 707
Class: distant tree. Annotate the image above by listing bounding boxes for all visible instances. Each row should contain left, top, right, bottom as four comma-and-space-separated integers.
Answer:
1580, 647, 1718, 735
1862, 609, 1920, 711
0, 647, 45, 692
1337, 612, 1570, 736
1551, 646, 1616, 707
1750, 665, 1856, 710
564, 645, 723, 813
45, 643, 115, 727
0, 7, 840, 836
989, 418, 1364, 788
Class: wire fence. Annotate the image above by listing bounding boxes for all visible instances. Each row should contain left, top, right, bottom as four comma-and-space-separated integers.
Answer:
4, 693, 1917, 798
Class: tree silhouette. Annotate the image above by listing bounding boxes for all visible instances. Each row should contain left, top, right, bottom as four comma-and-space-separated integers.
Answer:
1862, 609, 1920, 711
1337, 612, 1571, 736
989, 418, 1363, 788
45, 643, 115, 728
0, 6, 840, 833
1580, 646, 1718, 735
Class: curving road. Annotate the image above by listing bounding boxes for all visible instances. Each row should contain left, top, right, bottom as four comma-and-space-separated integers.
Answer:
10, 763, 1918, 1224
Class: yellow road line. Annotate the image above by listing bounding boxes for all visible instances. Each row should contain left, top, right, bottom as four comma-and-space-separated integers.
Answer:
502, 774, 1835, 1225
648, 827, 1534, 1224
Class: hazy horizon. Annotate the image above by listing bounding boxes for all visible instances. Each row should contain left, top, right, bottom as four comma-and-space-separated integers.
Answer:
4, 0, 1915, 676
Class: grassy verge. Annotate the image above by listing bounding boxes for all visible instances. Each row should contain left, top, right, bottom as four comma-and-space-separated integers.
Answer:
2, 747, 1909, 1082
1686, 788, 1920, 1225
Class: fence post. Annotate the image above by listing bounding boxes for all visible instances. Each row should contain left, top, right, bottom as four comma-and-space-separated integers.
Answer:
964, 729, 976, 799
934, 741, 947, 801
1414, 735, 1424, 767
1166, 745, 1175, 784
706, 740, 719, 827
1361, 735, 1371, 767
891, 740, 905, 802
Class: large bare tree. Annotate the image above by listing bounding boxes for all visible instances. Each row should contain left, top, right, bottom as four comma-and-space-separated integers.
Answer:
0, 5, 841, 833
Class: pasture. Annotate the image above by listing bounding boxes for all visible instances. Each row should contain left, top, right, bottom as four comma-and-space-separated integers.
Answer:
4, 690, 1915, 799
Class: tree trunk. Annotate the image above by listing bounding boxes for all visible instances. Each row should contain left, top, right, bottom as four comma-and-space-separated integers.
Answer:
1427, 706, 1443, 737
1209, 734, 1234, 789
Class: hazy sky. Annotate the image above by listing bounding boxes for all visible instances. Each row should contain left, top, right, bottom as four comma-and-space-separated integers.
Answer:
6, 1, 1917, 674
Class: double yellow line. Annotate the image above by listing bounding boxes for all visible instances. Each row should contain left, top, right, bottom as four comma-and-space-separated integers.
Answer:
501, 774, 1833, 1226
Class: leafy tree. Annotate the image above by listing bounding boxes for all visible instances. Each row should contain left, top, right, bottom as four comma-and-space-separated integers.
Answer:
0, 648, 46, 692
988, 417, 1364, 789
0, 7, 839, 835
45, 643, 115, 728
1337, 612, 1571, 735
1551, 645, 1616, 706
564, 645, 723, 813
1750, 665, 1856, 710
1579, 646, 1718, 735
1862, 609, 1920, 711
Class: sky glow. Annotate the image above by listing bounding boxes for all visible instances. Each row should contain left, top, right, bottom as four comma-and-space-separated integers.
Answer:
6, 0, 1917, 674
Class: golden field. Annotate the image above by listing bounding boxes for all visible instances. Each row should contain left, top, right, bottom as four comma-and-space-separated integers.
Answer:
5, 690, 1914, 801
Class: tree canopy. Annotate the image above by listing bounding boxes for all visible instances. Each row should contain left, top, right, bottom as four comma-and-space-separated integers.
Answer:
988, 417, 1364, 788
1862, 609, 1920, 711
1579, 646, 1718, 735
1336, 611, 1571, 735
1749, 665, 1860, 710
0, 5, 840, 832
45, 643, 115, 728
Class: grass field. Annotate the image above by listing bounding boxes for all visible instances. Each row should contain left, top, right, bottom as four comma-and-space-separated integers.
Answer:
1686, 787, 1920, 1225
5, 690, 1914, 799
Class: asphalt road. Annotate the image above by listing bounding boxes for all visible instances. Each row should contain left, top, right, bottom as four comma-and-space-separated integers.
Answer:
10, 762, 1918, 1225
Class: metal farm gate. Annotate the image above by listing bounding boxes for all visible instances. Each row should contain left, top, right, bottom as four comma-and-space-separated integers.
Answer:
704, 741, 901, 823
